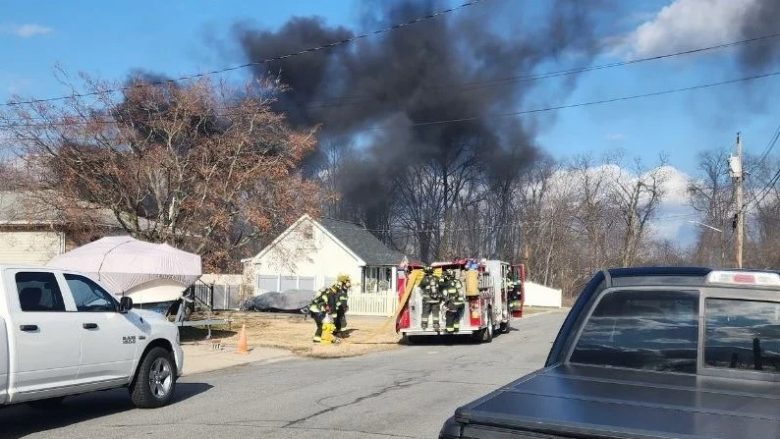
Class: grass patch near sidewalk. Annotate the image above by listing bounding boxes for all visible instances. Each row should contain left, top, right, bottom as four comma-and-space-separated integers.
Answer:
185, 311, 401, 358
180, 307, 560, 358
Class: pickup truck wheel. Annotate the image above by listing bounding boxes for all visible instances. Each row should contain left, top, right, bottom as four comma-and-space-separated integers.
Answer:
131, 347, 176, 408
27, 396, 65, 409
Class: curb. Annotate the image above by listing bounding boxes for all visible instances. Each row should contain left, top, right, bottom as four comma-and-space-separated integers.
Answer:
519, 308, 569, 319
182, 353, 297, 376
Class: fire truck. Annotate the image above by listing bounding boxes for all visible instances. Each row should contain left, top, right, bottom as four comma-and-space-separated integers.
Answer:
395, 259, 526, 343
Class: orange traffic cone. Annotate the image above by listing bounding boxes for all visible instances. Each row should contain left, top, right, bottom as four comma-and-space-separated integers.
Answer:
236, 324, 249, 354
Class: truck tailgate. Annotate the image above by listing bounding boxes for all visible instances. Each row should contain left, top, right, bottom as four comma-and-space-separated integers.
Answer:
455, 365, 780, 439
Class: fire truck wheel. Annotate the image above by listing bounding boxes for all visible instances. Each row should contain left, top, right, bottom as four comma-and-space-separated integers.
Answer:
402, 334, 421, 345
480, 312, 494, 343
499, 318, 511, 334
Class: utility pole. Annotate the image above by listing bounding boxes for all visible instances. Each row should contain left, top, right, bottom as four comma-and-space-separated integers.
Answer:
729, 133, 744, 268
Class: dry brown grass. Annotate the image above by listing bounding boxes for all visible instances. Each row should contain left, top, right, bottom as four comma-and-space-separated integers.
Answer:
181, 307, 558, 359
186, 311, 401, 359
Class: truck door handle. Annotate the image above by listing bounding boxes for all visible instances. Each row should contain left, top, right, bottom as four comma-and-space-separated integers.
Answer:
20, 325, 38, 332
83, 323, 98, 330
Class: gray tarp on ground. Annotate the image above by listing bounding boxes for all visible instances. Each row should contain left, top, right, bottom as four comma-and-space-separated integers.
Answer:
242, 289, 314, 312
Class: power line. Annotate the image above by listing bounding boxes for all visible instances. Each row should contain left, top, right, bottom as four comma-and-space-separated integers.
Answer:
1, 0, 486, 108
753, 124, 780, 167
5, 13, 780, 111
746, 125, 780, 210
750, 167, 780, 209
319, 212, 701, 236
6, 70, 780, 131
403, 70, 780, 129
305, 30, 780, 109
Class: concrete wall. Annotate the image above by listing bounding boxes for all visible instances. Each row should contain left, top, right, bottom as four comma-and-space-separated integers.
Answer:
244, 217, 363, 295
0, 230, 65, 265
524, 281, 563, 308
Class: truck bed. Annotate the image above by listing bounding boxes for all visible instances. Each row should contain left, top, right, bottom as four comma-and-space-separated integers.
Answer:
454, 364, 780, 439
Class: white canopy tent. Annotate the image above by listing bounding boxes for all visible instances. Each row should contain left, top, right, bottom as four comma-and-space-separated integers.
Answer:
47, 236, 201, 304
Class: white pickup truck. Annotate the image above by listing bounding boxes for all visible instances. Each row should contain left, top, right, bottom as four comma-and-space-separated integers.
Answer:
0, 265, 183, 409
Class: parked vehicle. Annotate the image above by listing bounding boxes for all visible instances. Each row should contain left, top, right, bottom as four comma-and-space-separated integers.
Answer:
0, 265, 183, 409
441, 267, 780, 438
397, 259, 525, 343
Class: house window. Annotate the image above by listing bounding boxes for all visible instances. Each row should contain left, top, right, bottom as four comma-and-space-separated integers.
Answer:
362, 266, 392, 293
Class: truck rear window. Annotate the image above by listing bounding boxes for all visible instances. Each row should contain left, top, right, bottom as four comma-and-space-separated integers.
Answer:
16, 272, 66, 312
570, 290, 699, 373
705, 298, 780, 374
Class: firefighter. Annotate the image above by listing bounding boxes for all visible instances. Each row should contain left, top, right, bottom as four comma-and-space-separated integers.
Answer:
512, 278, 522, 307
419, 266, 442, 331
309, 285, 336, 343
333, 274, 351, 335
509, 272, 522, 313
443, 269, 465, 333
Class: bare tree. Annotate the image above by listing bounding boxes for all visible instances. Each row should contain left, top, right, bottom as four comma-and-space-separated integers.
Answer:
612, 157, 669, 267
746, 157, 780, 269
1, 76, 321, 271
687, 149, 734, 267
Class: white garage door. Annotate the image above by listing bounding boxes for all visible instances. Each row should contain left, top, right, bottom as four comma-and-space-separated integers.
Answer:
0, 231, 64, 265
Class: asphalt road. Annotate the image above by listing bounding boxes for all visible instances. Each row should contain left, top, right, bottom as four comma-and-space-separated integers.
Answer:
1, 311, 566, 439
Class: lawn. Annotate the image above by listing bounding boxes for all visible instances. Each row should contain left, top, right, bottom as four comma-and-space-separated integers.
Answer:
181, 311, 402, 359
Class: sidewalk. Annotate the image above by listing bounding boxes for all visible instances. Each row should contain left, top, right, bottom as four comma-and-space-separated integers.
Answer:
181, 342, 296, 376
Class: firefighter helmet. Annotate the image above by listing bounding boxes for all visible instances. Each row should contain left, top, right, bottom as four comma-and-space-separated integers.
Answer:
336, 274, 351, 289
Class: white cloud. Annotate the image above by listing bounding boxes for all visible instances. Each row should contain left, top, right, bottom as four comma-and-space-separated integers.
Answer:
653, 165, 691, 205
1, 23, 53, 38
622, 0, 755, 58
543, 164, 697, 242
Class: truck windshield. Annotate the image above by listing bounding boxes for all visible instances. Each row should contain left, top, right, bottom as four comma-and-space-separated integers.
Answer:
570, 290, 699, 373
705, 298, 780, 374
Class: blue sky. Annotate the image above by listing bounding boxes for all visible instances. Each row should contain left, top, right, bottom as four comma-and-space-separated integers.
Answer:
2, 0, 779, 177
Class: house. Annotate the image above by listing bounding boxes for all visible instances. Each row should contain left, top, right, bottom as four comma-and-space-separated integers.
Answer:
242, 214, 406, 295
0, 191, 123, 265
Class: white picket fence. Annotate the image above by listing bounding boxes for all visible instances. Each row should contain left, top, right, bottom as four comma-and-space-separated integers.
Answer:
347, 290, 398, 316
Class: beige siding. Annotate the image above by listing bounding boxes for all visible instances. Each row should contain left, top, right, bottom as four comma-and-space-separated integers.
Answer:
247, 218, 363, 294
0, 231, 65, 265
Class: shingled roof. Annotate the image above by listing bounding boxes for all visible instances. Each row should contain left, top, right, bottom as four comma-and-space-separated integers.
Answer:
318, 217, 405, 266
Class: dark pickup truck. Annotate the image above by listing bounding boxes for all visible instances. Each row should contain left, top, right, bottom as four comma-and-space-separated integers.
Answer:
440, 267, 780, 439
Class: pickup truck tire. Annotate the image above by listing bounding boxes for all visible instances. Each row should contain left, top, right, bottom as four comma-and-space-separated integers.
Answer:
130, 346, 177, 408
27, 396, 65, 409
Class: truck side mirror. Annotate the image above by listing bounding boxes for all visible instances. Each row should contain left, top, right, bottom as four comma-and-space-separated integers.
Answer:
119, 296, 134, 313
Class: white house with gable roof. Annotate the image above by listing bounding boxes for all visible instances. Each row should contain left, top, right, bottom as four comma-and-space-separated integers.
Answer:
242, 214, 406, 296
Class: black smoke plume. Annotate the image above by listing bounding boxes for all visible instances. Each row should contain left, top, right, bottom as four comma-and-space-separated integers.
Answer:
235, 0, 604, 235
739, 0, 780, 71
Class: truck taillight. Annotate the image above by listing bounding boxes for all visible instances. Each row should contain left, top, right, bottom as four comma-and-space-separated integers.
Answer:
706, 270, 780, 286
397, 276, 410, 330
469, 298, 481, 326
